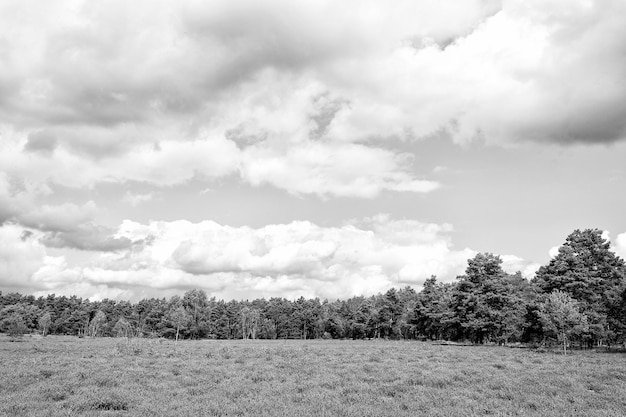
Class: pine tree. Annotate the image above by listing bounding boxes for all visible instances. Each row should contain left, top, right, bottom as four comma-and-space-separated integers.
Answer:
533, 229, 626, 345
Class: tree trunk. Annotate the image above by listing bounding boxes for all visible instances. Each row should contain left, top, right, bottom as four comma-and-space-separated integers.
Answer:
176, 325, 180, 342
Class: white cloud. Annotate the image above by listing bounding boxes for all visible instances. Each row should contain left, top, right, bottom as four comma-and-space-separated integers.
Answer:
2, 1, 625, 147
9, 0, 623, 198
614, 232, 626, 260
0, 171, 99, 232
500, 254, 541, 279
0, 217, 553, 301
240, 141, 438, 198
5, 0, 621, 200
549, 245, 561, 259
20, 200, 97, 232
1, 216, 481, 301
111, 216, 476, 299
0, 128, 241, 189
123, 191, 157, 207
0, 224, 48, 289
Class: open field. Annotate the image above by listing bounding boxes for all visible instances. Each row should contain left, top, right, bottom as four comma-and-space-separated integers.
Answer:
1, 336, 625, 416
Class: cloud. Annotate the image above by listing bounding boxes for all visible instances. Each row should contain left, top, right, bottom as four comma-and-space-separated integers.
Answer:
41, 224, 133, 252
0, 172, 103, 233
123, 191, 157, 207
0, 224, 48, 290
1, 216, 559, 301
240, 141, 439, 197
614, 232, 626, 260
0, 0, 509, 198
548, 245, 560, 259
1, 0, 625, 161
108, 217, 476, 300
500, 254, 541, 279
20, 201, 97, 232
0, 216, 482, 301
7, 0, 622, 199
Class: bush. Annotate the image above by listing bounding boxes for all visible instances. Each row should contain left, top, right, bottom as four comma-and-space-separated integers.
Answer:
2, 313, 28, 337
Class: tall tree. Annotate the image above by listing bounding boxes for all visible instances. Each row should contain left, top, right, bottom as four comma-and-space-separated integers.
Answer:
533, 229, 626, 344
452, 253, 532, 344
169, 305, 190, 342
89, 310, 107, 337
38, 311, 52, 337
240, 306, 261, 339
411, 276, 454, 340
183, 289, 209, 339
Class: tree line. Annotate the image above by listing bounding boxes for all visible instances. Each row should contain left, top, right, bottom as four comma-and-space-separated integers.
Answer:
1, 229, 625, 351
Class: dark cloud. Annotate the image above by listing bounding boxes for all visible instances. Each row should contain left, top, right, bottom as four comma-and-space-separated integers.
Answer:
531, 101, 626, 145
19, 201, 97, 233
309, 94, 349, 140
41, 224, 132, 252
224, 123, 268, 148
24, 131, 58, 154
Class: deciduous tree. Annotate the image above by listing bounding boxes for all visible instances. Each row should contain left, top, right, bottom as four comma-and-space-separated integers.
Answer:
38, 311, 52, 337
538, 291, 589, 354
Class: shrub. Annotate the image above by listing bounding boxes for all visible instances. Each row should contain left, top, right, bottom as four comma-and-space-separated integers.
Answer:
2, 313, 28, 337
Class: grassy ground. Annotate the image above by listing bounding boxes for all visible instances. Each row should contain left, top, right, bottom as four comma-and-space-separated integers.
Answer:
1, 335, 625, 416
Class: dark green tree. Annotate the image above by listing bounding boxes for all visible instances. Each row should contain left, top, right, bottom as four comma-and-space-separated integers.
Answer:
452, 253, 532, 344
183, 289, 210, 339
411, 276, 455, 340
533, 229, 626, 345
2, 312, 28, 337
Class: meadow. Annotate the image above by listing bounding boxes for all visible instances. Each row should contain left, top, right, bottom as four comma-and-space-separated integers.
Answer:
1, 335, 625, 416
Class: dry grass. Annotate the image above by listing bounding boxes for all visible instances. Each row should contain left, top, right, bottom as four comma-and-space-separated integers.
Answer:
1, 335, 625, 416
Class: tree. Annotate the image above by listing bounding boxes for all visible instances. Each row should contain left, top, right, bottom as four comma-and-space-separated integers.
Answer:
183, 289, 210, 339
264, 298, 296, 339
113, 317, 133, 338
538, 291, 589, 354
1, 312, 27, 337
38, 312, 52, 336
89, 310, 107, 337
169, 305, 190, 342
411, 276, 455, 340
533, 229, 626, 345
0, 303, 41, 333
240, 306, 260, 339
451, 254, 533, 344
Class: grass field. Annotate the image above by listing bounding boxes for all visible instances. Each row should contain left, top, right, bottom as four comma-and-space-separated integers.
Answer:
1, 335, 625, 416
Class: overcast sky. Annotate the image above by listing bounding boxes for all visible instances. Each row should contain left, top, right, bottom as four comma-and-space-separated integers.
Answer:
1, 0, 626, 302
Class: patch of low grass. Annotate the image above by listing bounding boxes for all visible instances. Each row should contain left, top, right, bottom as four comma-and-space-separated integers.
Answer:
1, 335, 626, 416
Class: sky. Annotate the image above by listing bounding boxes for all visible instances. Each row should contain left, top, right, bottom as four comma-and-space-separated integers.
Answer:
1, 0, 626, 302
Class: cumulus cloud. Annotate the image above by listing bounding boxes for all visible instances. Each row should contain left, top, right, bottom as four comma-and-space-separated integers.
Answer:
0, 171, 99, 232
6, 0, 622, 198
500, 254, 541, 279
1, 0, 462, 197
0, 224, 48, 290
614, 232, 626, 260
20, 201, 97, 232
1, 216, 568, 301
41, 224, 133, 252
0, 216, 484, 301
240, 141, 438, 198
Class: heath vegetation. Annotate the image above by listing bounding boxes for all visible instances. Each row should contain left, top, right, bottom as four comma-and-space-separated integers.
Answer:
1, 336, 625, 416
